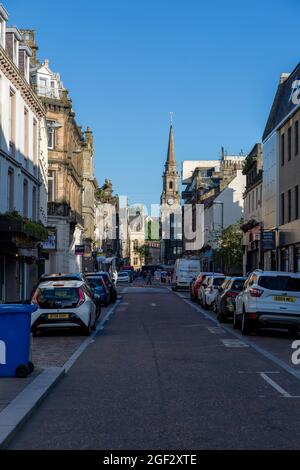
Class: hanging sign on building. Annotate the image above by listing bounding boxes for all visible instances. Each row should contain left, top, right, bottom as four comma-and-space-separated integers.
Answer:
75, 244, 85, 256
262, 231, 275, 251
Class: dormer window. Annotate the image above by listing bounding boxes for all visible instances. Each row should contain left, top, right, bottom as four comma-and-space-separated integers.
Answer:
19, 45, 32, 82
6, 27, 22, 66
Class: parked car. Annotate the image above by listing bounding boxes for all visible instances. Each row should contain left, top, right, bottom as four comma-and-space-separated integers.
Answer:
31, 280, 97, 336
172, 258, 201, 291
200, 275, 226, 309
215, 277, 246, 323
117, 271, 130, 283
121, 270, 134, 283
39, 272, 87, 283
86, 272, 117, 304
198, 273, 224, 306
190, 272, 215, 302
86, 275, 110, 307
234, 270, 300, 335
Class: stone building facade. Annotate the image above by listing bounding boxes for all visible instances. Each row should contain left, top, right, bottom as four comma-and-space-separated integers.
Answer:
0, 7, 48, 302
262, 64, 300, 272
241, 143, 263, 275
21, 31, 97, 274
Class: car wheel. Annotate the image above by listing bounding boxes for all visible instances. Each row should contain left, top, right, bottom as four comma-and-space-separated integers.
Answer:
288, 326, 298, 337
241, 312, 252, 335
32, 328, 38, 337
82, 317, 92, 336
233, 312, 239, 329
217, 309, 226, 323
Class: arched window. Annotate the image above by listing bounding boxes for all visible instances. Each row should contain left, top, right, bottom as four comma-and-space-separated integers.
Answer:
133, 239, 138, 251
169, 181, 173, 189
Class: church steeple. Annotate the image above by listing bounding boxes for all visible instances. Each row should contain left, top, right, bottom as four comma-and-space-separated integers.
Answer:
161, 124, 180, 206
166, 125, 176, 167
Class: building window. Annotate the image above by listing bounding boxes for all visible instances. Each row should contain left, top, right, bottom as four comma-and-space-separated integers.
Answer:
288, 127, 292, 161
295, 246, 300, 273
295, 121, 299, 157
256, 187, 258, 209
24, 107, 29, 159
48, 170, 55, 201
9, 89, 16, 150
281, 193, 285, 225
7, 168, 14, 212
47, 121, 55, 149
23, 179, 28, 218
133, 257, 138, 266
169, 181, 173, 189
281, 133, 285, 166
295, 185, 299, 220
33, 118, 38, 167
133, 239, 138, 251
32, 186, 37, 221
288, 189, 291, 222
281, 248, 289, 272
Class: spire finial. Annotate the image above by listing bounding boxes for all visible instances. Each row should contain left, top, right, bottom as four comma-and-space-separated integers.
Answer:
169, 112, 173, 126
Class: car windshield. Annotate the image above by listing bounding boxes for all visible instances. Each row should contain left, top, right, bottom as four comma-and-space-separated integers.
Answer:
87, 278, 104, 290
37, 287, 80, 309
119, 273, 128, 277
231, 279, 245, 291
213, 277, 225, 286
258, 276, 300, 292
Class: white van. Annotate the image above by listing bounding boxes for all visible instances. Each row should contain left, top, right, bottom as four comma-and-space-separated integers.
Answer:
172, 258, 201, 291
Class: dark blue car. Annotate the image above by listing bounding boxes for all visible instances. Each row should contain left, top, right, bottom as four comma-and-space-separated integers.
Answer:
86, 276, 110, 307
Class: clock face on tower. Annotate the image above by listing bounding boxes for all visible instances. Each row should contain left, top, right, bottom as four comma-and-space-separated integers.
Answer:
167, 197, 174, 206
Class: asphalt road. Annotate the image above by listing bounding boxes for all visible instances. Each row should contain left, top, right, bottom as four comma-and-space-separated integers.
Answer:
8, 284, 300, 450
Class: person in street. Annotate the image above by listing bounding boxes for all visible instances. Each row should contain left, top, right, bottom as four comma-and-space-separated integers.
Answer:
145, 270, 152, 286
112, 269, 118, 284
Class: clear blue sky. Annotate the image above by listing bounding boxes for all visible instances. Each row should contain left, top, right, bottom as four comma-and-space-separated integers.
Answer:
8, 0, 300, 210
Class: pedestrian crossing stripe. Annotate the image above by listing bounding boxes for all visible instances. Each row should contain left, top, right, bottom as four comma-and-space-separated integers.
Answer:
221, 339, 249, 348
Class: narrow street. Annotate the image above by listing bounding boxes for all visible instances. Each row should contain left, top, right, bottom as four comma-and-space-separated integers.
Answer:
8, 285, 300, 450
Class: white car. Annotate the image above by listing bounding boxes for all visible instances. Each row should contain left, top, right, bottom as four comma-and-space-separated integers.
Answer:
200, 275, 226, 309
234, 270, 300, 335
31, 280, 97, 336
117, 272, 130, 283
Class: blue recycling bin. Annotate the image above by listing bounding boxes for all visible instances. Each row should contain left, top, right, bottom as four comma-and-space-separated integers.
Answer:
0, 304, 37, 378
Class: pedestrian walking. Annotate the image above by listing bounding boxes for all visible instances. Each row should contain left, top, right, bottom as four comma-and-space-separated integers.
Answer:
112, 269, 118, 284
145, 271, 152, 286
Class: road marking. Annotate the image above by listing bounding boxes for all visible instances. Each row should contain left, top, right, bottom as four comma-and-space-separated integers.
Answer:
176, 293, 300, 381
121, 302, 129, 306
151, 303, 157, 307
222, 339, 249, 348
183, 323, 204, 328
238, 370, 280, 374
64, 300, 121, 373
260, 372, 293, 398
207, 326, 225, 334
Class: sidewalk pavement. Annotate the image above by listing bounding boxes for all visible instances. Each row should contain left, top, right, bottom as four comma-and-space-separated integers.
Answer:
0, 301, 120, 448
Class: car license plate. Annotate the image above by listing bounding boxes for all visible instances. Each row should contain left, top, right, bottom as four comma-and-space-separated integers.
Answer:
274, 296, 296, 303
47, 314, 70, 319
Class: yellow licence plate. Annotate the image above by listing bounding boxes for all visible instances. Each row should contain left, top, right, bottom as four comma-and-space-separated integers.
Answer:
274, 296, 296, 303
47, 314, 70, 319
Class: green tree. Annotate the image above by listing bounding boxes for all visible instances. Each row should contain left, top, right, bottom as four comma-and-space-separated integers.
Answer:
136, 244, 152, 264
212, 220, 243, 274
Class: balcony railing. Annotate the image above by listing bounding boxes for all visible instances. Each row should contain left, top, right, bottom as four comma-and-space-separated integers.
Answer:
34, 86, 62, 100
47, 202, 84, 227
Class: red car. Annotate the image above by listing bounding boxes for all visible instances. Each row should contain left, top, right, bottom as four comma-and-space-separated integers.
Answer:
190, 272, 215, 302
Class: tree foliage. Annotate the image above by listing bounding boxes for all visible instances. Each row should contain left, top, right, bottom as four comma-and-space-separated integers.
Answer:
212, 221, 243, 274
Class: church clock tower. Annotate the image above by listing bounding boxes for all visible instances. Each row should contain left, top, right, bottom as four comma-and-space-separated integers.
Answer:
160, 124, 182, 264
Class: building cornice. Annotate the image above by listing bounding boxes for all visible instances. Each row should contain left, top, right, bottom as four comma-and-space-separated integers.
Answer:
0, 45, 45, 119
